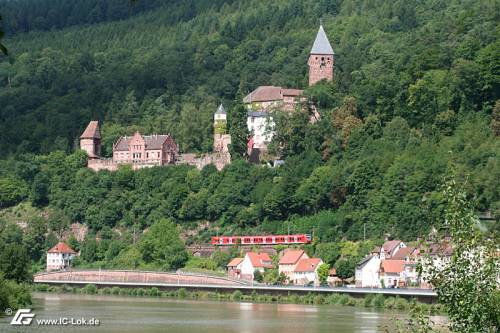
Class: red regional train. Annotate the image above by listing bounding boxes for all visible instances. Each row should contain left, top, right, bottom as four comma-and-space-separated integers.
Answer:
211, 234, 312, 246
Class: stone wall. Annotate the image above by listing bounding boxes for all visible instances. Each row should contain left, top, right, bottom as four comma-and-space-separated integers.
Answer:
178, 152, 230, 171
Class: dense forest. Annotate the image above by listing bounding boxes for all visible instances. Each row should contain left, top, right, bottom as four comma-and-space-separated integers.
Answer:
0, 0, 498, 276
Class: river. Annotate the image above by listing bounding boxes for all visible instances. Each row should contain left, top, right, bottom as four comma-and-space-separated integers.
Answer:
0, 293, 398, 332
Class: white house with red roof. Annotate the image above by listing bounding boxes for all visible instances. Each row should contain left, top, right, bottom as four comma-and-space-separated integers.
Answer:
293, 258, 323, 286
227, 257, 244, 279
355, 255, 381, 288
278, 249, 309, 283
46, 242, 77, 272
379, 240, 406, 259
239, 252, 273, 281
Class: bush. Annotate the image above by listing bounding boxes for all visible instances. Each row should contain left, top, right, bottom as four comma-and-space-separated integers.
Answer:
83, 284, 97, 295
149, 287, 160, 296
178, 288, 187, 299
313, 295, 324, 305
231, 290, 242, 302
111, 287, 120, 295
384, 297, 396, 309
394, 297, 409, 310
101, 287, 111, 295
372, 294, 385, 308
363, 294, 374, 307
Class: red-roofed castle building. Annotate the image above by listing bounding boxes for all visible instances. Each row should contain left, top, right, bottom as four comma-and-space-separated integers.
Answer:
244, 25, 334, 159
46, 242, 77, 272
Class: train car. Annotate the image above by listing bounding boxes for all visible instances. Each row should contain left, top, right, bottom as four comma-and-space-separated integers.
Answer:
211, 234, 311, 246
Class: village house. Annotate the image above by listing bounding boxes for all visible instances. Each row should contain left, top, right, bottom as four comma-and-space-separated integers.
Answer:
293, 258, 323, 286
327, 268, 343, 287
355, 255, 381, 288
415, 241, 453, 289
379, 240, 406, 260
227, 257, 244, 279
46, 242, 77, 272
278, 249, 309, 283
239, 252, 273, 281
380, 260, 406, 288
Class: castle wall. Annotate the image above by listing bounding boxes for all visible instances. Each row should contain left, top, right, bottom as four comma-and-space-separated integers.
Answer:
178, 152, 231, 171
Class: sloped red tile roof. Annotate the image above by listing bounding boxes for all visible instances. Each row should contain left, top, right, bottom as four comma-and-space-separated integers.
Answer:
227, 258, 243, 267
294, 258, 322, 272
391, 246, 415, 260
282, 88, 303, 96
113, 134, 176, 151
48, 242, 76, 254
382, 240, 403, 254
279, 250, 306, 265
80, 121, 101, 139
246, 252, 273, 268
243, 86, 304, 103
381, 260, 405, 274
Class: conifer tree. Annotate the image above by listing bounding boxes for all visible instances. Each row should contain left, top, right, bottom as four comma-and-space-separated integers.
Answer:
228, 95, 249, 160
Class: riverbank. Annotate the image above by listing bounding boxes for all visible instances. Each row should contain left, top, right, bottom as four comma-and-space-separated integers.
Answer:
32, 283, 444, 315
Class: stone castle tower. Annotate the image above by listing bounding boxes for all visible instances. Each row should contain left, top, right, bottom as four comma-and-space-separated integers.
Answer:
213, 104, 231, 153
308, 25, 335, 86
80, 120, 101, 158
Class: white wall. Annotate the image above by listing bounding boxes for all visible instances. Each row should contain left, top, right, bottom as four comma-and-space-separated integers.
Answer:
355, 257, 381, 288
247, 116, 274, 148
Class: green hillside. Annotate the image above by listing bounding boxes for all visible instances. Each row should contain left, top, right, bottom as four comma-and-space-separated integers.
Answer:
0, 0, 498, 271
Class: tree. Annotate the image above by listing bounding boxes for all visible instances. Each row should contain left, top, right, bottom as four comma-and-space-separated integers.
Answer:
30, 173, 49, 207
253, 269, 263, 283
317, 263, 330, 286
138, 218, 188, 270
23, 216, 47, 262
228, 97, 249, 159
0, 16, 6, 55
335, 258, 356, 280
423, 178, 499, 332
491, 100, 500, 136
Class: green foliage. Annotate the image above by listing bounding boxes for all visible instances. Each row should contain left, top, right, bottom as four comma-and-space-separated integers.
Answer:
0, 274, 31, 311
138, 219, 188, 270
0, 220, 31, 282
424, 178, 499, 332
228, 98, 249, 160
253, 269, 263, 283
317, 263, 330, 286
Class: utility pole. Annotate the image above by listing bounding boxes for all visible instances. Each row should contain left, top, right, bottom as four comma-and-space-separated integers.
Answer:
363, 223, 366, 242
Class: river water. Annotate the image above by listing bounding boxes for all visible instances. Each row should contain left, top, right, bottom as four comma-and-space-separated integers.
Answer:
0, 293, 397, 332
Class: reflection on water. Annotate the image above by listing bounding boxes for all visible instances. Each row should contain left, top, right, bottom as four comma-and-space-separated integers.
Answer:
0, 292, 395, 333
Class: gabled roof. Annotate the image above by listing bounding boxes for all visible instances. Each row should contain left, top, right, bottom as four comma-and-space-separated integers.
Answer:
381, 260, 405, 274
80, 121, 101, 139
243, 86, 283, 103
48, 242, 76, 254
391, 246, 415, 260
113, 134, 175, 151
215, 104, 226, 115
294, 258, 322, 272
310, 25, 334, 55
382, 240, 404, 254
243, 86, 304, 104
227, 258, 243, 267
357, 255, 376, 268
279, 250, 306, 265
246, 252, 273, 268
